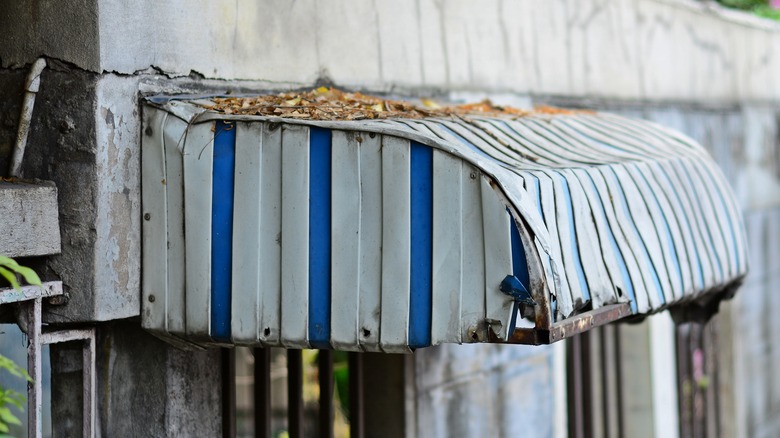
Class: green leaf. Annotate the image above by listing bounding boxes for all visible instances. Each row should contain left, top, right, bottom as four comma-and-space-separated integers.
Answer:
0, 267, 20, 290
0, 421, 9, 433
13, 265, 40, 286
0, 355, 32, 382
0, 407, 21, 426
0, 256, 20, 270
3, 390, 25, 410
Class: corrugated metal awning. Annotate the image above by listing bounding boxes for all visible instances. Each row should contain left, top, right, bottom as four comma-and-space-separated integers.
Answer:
141, 97, 747, 350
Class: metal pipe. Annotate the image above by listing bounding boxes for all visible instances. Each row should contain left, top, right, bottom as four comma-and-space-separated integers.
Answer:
9, 58, 47, 178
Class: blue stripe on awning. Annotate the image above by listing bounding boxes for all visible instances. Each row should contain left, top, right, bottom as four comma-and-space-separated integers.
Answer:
582, 173, 638, 313
656, 166, 704, 290
608, 169, 665, 305
308, 127, 333, 349
509, 214, 531, 332
559, 175, 591, 303
633, 166, 684, 296
211, 121, 236, 341
409, 142, 433, 349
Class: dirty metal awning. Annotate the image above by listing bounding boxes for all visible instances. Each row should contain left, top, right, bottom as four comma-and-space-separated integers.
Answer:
141, 98, 747, 351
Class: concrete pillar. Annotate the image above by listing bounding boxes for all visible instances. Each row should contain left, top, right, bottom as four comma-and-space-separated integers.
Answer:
51, 321, 222, 437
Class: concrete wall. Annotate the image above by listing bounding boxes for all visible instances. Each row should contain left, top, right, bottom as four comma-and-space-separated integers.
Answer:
2, 0, 780, 436
413, 343, 565, 437
4, 0, 780, 103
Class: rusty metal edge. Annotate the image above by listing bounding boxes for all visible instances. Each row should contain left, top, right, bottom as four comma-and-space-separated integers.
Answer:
507, 303, 633, 345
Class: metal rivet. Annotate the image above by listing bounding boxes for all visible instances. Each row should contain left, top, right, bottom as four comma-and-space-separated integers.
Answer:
369, 132, 376, 139
470, 171, 478, 180
148, 295, 156, 303
144, 213, 151, 221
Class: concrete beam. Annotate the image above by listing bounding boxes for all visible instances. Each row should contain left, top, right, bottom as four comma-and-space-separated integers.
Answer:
0, 180, 60, 258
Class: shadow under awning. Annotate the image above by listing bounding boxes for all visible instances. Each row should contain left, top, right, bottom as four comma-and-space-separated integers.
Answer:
141, 96, 747, 350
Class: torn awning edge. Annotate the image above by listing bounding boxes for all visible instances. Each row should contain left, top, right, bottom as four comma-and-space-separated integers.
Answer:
145, 98, 749, 327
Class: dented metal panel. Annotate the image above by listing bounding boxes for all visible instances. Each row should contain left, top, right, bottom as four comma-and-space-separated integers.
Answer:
141, 100, 748, 349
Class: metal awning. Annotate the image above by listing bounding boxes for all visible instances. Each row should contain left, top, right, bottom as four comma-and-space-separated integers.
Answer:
141, 97, 747, 351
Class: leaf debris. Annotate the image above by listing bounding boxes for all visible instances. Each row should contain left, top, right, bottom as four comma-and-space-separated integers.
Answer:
203, 88, 590, 121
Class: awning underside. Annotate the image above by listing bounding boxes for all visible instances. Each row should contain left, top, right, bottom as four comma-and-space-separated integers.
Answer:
142, 99, 747, 349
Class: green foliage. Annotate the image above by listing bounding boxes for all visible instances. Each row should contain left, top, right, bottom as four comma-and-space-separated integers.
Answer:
0, 354, 30, 436
0, 255, 39, 436
718, 0, 780, 21
754, 4, 780, 19
719, 0, 766, 9
0, 256, 41, 290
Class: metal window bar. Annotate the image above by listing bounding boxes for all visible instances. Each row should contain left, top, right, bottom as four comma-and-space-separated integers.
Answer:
287, 350, 304, 438
676, 321, 721, 438
227, 347, 362, 437
253, 347, 271, 438
318, 350, 334, 438
566, 325, 624, 438
223, 348, 237, 438
348, 352, 364, 438
0, 281, 96, 438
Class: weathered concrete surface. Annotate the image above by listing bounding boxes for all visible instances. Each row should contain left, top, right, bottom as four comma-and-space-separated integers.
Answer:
4, 0, 780, 103
0, 0, 100, 71
0, 180, 60, 257
51, 320, 222, 437
92, 75, 141, 321
11, 66, 102, 321
0, 66, 140, 322
413, 343, 563, 437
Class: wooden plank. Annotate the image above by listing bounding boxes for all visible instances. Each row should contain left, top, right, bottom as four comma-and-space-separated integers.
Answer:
379, 136, 411, 353
431, 150, 463, 345
330, 131, 362, 351
358, 133, 383, 352
480, 178, 514, 341
140, 108, 168, 333
258, 123, 283, 345
280, 125, 310, 348
231, 122, 263, 343
182, 122, 215, 339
